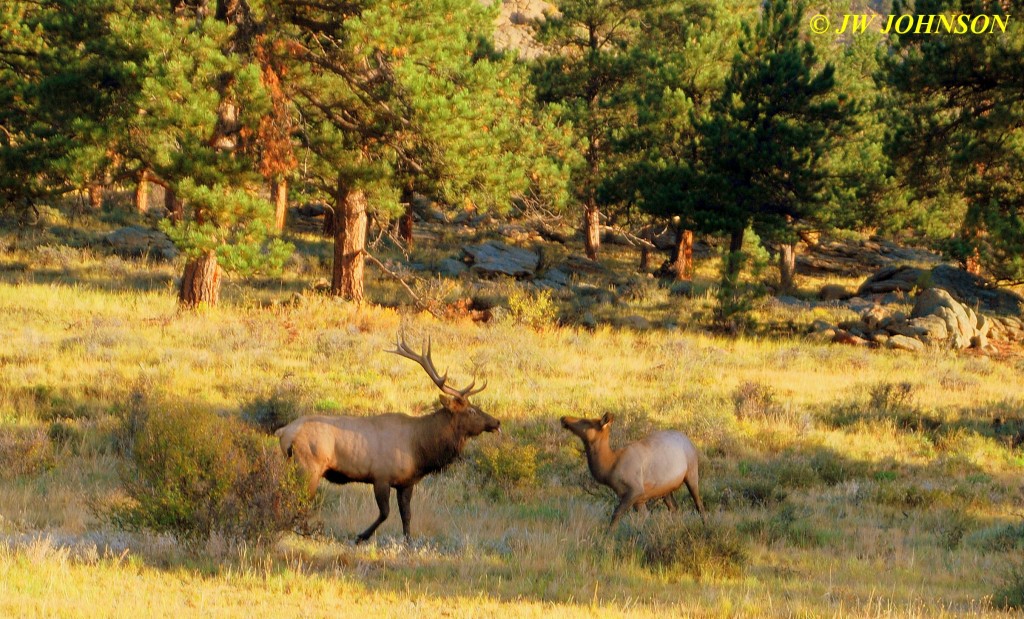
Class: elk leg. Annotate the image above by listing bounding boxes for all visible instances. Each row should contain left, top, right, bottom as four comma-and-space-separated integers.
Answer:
663, 494, 678, 512
684, 478, 706, 522
609, 490, 643, 530
397, 485, 414, 541
356, 482, 391, 543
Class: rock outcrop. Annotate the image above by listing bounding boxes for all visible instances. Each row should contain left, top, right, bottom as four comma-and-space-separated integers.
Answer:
104, 226, 179, 261
858, 264, 1024, 315
811, 285, 1023, 352
462, 241, 539, 278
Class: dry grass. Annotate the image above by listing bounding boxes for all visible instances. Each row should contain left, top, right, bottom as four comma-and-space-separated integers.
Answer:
1, 207, 1023, 617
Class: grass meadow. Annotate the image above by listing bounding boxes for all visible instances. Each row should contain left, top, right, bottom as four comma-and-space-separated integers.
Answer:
1, 205, 1023, 617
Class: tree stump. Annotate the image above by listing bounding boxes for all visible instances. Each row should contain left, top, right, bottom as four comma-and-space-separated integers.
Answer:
179, 250, 222, 307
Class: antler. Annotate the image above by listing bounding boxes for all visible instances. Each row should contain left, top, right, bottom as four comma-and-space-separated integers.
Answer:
387, 335, 486, 398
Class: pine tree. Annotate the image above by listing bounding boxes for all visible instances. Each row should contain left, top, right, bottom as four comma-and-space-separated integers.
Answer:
614, 0, 754, 278
813, 11, 904, 236
690, 0, 847, 290
283, 0, 561, 301
885, 0, 1023, 282
1, 0, 133, 216
2, 0, 293, 305
119, 2, 291, 306
530, 0, 668, 261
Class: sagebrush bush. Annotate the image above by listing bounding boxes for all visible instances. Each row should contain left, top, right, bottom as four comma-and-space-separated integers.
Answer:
869, 381, 918, 415
739, 501, 826, 548
873, 480, 948, 510
108, 398, 314, 544
809, 449, 868, 486
965, 521, 1024, 552
732, 381, 783, 421
472, 441, 538, 497
993, 561, 1024, 611
241, 379, 305, 434
47, 420, 82, 453
617, 516, 747, 579
0, 427, 55, 479
507, 288, 558, 330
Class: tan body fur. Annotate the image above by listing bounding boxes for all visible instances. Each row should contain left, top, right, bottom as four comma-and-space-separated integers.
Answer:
277, 413, 455, 492
561, 414, 705, 528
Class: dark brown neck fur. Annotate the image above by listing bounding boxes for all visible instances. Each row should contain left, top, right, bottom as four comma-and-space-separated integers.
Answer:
412, 408, 468, 478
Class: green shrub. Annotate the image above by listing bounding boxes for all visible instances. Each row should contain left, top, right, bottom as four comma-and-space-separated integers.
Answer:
108, 401, 314, 544
930, 509, 975, 550
809, 449, 868, 486
717, 475, 788, 509
472, 441, 538, 497
873, 480, 948, 510
0, 427, 55, 479
739, 502, 826, 548
47, 421, 82, 452
241, 379, 305, 434
869, 381, 918, 415
714, 228, 769, 333
617, 516, 747, 579
965, 521, 1024, 552
507, 288, 558, 331
732, 381, 782, 421
993, 561, 1024, 611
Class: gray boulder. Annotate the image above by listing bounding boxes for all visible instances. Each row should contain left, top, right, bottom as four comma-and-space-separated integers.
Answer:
819, 284, 852, 301
929, 264, 1024, 315
887, 334, 926, 352
618, 315, 651, 330
885, 322, 928, 338
911, 288, 977, 348
437, 258, 468, 277
906, 315, 949, 343
859, 264, 1024, 315
857, 265, 923, 295
104, 226, 179, 261
463, 241, 539, 278
535, 267, 571, 290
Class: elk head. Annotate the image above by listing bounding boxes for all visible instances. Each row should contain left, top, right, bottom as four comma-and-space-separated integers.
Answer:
389, 336, 501, 436
561, 413, 613, 443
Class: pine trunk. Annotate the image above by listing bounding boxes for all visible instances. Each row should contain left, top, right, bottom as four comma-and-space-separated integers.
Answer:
322, 209, 335, 237
964, 249, 982, 275
779, 243, 797, 293
272, 177, 288, 233
670, 228, 694, 281
135, 170, 150, 214
179, 250, 222, 307
639, 245, 650, 272
331, 184, 368, 302
583, 203, 600, 261
165, 187, 183, 224
399, 203, 415, 249
725, 227, 745, 281
88, 183, 103, 210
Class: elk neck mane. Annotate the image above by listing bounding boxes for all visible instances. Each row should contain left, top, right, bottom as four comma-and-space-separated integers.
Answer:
412, 407, 469, 477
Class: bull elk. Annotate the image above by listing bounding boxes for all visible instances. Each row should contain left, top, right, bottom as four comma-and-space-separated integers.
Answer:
561, 413, 705, 528
275, 337, 500, 542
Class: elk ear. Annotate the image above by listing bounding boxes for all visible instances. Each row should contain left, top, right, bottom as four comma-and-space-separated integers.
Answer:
439, 394, 467, 413
601, 413, 614, 428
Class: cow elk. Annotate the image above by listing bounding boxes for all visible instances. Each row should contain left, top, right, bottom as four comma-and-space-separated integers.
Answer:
561, 413, 705, 528
275, 337, 500, 542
